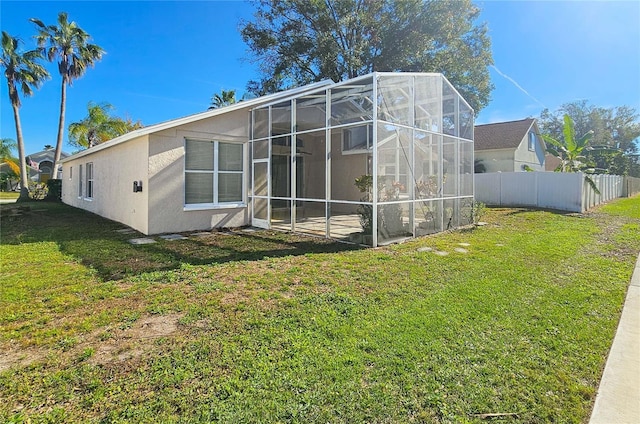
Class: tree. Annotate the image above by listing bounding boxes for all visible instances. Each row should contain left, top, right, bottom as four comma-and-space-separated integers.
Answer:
208, 89, 237, 109
0, 138, 20, 175
539, 101, 640, 176
240, 0, 494, 112
31, 12, 104, 177
541, 114, 600, 194
68, 102, 143, 148
1, 31, 50, 201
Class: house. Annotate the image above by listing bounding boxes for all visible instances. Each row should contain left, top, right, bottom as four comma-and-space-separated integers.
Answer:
26, 147, 69, 182
474, 118, 545, 172
60, 72, 474, 247
545, 153, 561, 171
0, 147, 68, 190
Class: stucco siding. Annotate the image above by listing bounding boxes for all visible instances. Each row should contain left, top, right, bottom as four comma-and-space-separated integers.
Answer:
147, 109, 251, 234
61, 135, 150, 233
475, 149, 514, 173
514, 137, 545, 172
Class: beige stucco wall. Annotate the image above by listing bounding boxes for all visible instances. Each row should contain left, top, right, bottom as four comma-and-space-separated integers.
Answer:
330, 130, 371, 201
61, 135, 150, 234
146, 108, 250, 234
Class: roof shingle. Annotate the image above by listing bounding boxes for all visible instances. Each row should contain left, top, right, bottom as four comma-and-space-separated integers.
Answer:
474, 118, 535, 150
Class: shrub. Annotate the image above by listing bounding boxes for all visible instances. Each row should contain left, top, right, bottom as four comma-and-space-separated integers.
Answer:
45, 179, 62, 202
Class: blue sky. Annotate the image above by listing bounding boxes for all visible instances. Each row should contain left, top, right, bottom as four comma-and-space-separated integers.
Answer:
2, 0, 639, 155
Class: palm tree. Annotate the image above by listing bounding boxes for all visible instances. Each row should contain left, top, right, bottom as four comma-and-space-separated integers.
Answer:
31, 12, 104, 177
0, 138, 20, 175
0, 138, 20, 192
68, 102, 143, 148
542, 114, 600, 194
209, 89, 236, 109
1, 32, 50, 201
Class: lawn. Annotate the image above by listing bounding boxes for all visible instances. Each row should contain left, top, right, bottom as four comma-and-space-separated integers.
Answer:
1, 197, 639, 423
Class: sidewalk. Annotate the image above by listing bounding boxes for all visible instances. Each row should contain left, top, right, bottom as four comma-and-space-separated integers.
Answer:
590, 253, 640, 423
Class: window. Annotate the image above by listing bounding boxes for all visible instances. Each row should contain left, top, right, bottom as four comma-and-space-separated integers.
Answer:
342, 124, 373, 154
78, 164, 83, 197
185, 139, 244, 206
85, 162, 94, 199
528, 131, 537, 151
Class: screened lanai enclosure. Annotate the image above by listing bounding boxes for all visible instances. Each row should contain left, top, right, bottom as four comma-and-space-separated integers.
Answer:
249, 72, 474, 247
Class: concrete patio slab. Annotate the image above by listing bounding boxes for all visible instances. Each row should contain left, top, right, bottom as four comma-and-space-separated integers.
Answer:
590, 253, 640, 424
159, 234, 188, 240
241, 227, 259, 232
128, 238, 157, 245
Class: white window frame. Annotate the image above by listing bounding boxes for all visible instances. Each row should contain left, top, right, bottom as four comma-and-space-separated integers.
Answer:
85, 162, 94, 200
78, 164, 83, 198
184, 139, 245, 210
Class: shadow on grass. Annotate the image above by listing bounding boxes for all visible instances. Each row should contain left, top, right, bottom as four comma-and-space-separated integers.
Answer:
498, 207, 579, 217
0, 202, 362, 281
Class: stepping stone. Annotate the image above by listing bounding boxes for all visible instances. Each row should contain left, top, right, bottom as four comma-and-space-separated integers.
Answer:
495, 243, 504, 247
116, 228, 136, 234
476, 222, 488, 226
242, 227, 258, 232
129, 238, 156, 245
190, 232, 212, 237
159, 234, 187, 240
458, 243, 471, 247
454, 247, 469, 254
417, 247, 433, 252
433, 250, 449, 256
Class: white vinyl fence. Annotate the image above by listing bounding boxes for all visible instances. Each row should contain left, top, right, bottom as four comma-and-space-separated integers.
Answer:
475, 172, 628, 213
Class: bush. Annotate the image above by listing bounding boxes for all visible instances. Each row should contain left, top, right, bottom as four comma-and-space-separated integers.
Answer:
45, 179, 62, 202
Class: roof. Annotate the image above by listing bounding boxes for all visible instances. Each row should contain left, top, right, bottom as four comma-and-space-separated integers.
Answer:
61, 72, 470, 162
27, 148, 70, 163
60, 79, 335, 162
545, 153, 561, 171
474, 118, 536, 151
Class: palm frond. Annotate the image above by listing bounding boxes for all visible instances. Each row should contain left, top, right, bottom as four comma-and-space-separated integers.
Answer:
563, 114, 576, 152
2, 157, 20, 175
584, 175, 601, 195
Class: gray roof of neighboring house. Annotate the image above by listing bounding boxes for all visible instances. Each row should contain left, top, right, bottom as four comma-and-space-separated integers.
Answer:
27, 148, 70, 163
474, 118, 536, 151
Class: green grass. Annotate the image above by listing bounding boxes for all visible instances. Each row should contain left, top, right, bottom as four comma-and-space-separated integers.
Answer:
1, 198, 639, 423
596, 193, 640, 218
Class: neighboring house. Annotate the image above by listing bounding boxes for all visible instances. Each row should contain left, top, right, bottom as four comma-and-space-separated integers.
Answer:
26, 147, 70, 182
60, 72, 474, 247
545, 153, 562, 171
474, 118, 546, 172
0, 147, 69, 190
